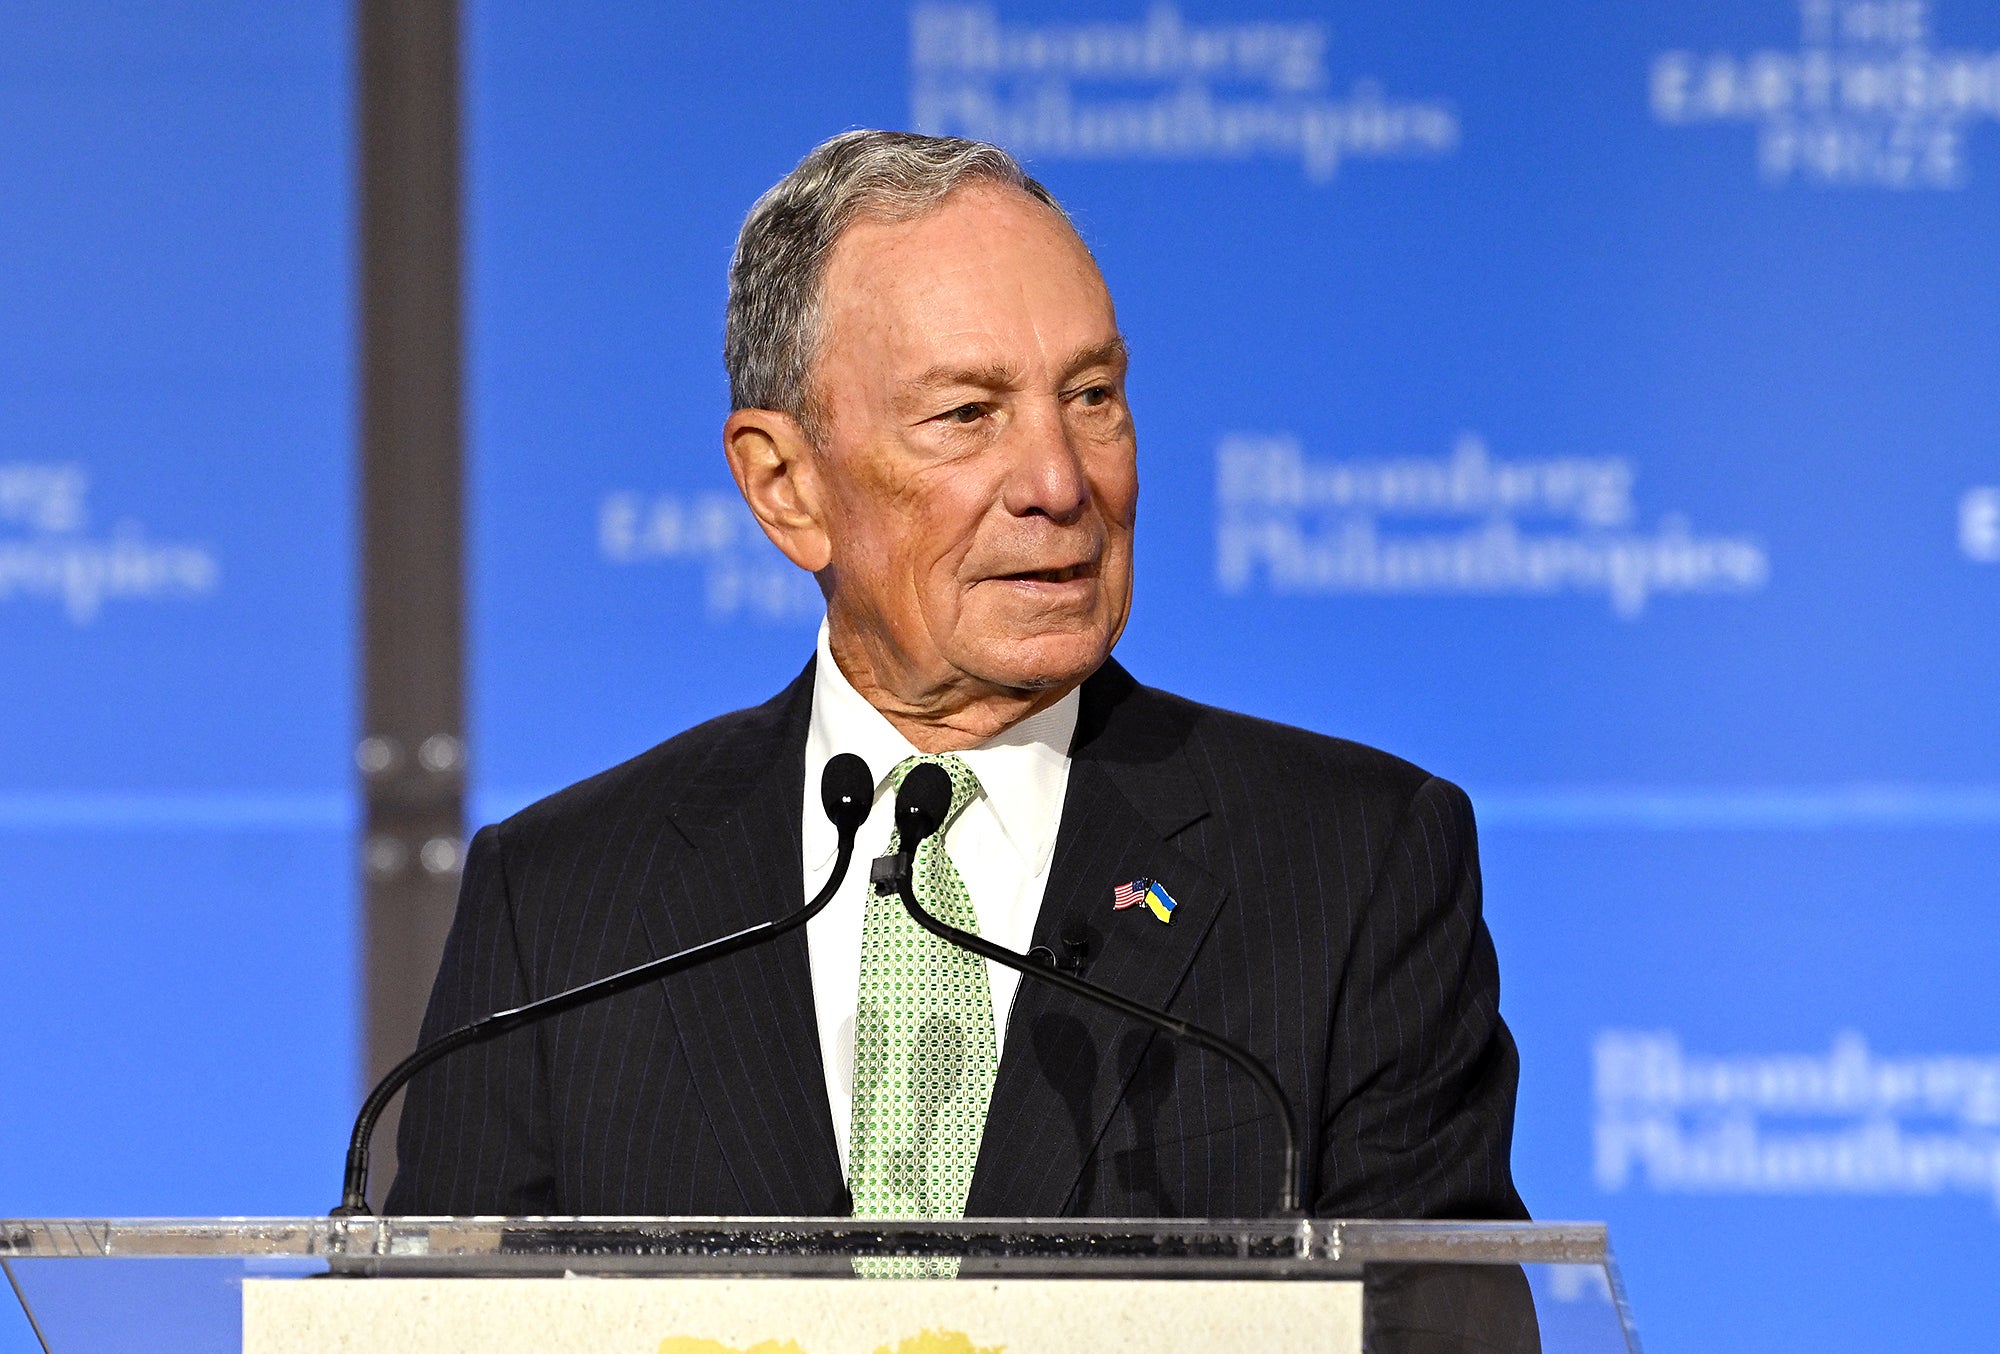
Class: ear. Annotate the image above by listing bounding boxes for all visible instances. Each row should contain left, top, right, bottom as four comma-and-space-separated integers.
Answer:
723, 407, 832, 573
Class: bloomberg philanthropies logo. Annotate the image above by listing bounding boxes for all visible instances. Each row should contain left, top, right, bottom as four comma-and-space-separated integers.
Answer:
1596, 1030, 2000, 1211
1214, 433, 1768, 619
910, 3, 1458, 183
0, 463, 218, 623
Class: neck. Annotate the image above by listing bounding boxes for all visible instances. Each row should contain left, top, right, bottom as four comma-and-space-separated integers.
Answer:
826, 626, 1079, 754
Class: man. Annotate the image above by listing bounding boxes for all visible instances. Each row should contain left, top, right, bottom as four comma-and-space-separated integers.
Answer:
388, 131, 1525, 1231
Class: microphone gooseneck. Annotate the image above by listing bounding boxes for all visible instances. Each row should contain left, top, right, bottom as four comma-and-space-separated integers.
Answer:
331, 752, 876, 1217
888, 764, 1305, 1217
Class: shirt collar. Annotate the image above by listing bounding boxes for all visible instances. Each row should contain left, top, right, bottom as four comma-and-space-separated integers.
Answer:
803, 620, 1079, 873
954, 684, 1078, 875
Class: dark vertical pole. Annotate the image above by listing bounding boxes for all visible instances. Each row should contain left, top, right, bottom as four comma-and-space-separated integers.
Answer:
356, 0, 463, 1209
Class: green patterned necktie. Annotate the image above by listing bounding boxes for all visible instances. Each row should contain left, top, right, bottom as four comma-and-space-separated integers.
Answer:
848, 753, 998, 1241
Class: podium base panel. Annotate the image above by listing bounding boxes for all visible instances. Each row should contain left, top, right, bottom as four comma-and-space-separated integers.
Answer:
243, 1275, 1362, 1354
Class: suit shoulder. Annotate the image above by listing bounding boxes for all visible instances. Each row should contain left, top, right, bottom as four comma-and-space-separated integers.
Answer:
1127, 679, 1451, 810
491, 671, 807, 847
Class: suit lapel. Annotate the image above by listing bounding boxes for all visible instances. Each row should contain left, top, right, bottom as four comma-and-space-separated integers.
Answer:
634, 661, 849, 1215
966, 661, 1227, 1217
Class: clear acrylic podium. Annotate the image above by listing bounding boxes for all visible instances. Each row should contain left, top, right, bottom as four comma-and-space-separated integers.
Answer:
1, 1216, 1639, 1352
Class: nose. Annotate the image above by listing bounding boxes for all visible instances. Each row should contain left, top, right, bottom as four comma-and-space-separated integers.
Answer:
999, 400, 1089, 525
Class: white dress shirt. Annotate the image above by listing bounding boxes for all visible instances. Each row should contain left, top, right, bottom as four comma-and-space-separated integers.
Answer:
801, 620, 1079, 1178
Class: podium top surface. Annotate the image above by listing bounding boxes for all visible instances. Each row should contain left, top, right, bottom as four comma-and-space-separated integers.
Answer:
1, 1219, 1641, 1353
0, 1216, 1605, 1268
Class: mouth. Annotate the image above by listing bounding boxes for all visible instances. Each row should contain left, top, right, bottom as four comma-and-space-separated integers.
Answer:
993, 561, 1096, 585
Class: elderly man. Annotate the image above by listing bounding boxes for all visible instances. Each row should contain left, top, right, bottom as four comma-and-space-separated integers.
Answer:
388, 131, 1525, 1230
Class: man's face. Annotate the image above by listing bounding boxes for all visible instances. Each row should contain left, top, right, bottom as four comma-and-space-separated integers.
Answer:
807, 184, 1138, 706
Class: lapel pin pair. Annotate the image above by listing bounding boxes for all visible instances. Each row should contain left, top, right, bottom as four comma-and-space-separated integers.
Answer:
1112, 877, 1177, 924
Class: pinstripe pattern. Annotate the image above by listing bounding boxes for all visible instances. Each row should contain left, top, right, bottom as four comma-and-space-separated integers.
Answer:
386, 658, 1524, 1223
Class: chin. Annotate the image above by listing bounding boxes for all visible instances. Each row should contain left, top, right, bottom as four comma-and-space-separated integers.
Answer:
964, 624, 1114, 693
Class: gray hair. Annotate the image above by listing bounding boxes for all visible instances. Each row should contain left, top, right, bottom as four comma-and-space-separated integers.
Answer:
724, 130, 1072, 436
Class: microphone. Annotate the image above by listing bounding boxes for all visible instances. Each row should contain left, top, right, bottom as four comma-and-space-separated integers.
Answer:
887, 762, 1304, 1216
1056, 917, 1091, 974
1026, 920, 1089, 973
331, 752, 877, 1216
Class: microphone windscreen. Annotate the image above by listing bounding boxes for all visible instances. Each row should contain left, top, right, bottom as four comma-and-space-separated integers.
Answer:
820, 753, 874, 833
895, 761, 953, 842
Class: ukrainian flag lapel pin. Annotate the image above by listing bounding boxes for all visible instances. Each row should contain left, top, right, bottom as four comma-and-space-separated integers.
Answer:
1112, 876, 1177, 924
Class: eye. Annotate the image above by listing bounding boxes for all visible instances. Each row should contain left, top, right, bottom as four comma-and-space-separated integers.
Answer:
939, 402, 986, 425
1075, 385, 1113, 407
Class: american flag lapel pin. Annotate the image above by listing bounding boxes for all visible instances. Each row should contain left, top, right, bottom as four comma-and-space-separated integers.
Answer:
1112, 876, 1177, 924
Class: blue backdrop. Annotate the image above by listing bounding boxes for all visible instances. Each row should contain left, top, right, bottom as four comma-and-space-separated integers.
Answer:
5, 3, 1998, 1351
0, 0, 355, 1231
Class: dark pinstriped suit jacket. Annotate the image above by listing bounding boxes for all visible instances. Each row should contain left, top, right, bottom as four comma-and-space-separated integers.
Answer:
386, 657, 1527, 1223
